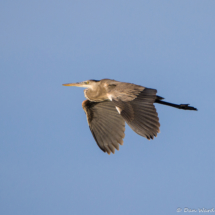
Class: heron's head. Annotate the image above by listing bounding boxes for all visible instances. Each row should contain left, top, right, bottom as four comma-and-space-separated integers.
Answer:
63, 79, 100, 90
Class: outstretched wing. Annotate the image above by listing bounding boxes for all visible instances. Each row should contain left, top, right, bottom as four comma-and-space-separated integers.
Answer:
82, 100, 125, 154
112, 88, 160, 139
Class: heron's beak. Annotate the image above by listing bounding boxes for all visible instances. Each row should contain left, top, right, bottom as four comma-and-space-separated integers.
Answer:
62, 82, 82, 87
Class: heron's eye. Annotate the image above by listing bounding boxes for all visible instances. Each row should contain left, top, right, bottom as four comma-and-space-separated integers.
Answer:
84, 81, 89, 84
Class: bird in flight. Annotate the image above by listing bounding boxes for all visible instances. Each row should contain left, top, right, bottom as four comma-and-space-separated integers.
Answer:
63, 79, 197, 154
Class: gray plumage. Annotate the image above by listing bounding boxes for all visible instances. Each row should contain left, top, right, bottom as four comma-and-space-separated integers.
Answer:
82, 100, 125, 154
63, 79, 197, 154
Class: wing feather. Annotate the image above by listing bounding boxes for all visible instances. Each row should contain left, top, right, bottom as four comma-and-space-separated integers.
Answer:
112, 88, 160, 139
82, 100, 125, 154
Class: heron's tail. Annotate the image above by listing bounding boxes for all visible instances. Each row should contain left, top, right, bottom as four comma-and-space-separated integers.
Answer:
155, 96, 197, 111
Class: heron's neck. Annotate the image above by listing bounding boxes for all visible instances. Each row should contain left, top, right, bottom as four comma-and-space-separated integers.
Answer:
84, 87, 108, 102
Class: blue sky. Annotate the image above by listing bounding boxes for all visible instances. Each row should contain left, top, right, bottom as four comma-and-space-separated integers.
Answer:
1, 1, 215, 215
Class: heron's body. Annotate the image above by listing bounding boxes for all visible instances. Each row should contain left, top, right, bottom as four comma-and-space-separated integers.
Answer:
63, 79, 197, 154
84, 79, 145, 102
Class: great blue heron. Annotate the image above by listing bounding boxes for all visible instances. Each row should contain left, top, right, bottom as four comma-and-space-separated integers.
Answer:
63, 79, 197, 154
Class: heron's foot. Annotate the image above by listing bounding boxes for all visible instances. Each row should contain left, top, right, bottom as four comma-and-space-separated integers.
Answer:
179, 104, 197, 111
